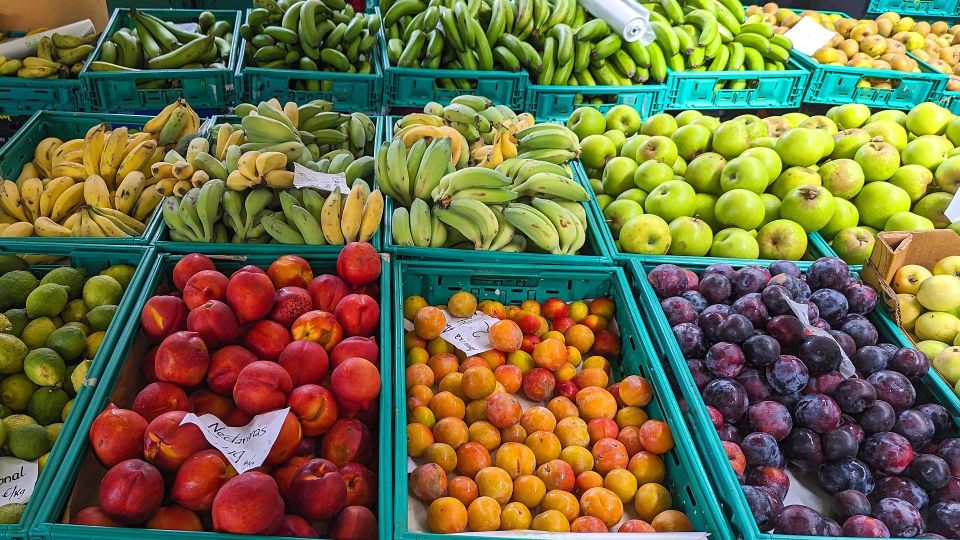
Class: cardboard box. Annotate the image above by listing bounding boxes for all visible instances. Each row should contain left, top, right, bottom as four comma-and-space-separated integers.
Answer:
861, 229, 960, 342
0, 0, 108, 33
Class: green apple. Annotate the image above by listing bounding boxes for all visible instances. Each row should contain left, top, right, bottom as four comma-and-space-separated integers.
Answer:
813, 128, 836, 161
918, 274, 960, 311
855, 141, 901, 181
715, 189, 765, 230
617, 188, 648, 206
831, 129, 872, 160
783, 112, 809, 127
566, 107, 606, 140
898, 293, 923, 330
902, 135, 952, 171
645, 180, 696, 222
936, 346, 960, 385
920, 339, 951, 362
710, 228, 760, 259
620, 134, 650, 161
596, 194, 613, 212
740, 147, 783, 185
693, 115, 721, 133
606, 105, 642, 136
712, 121, 751, 159
820, 198, 859, 240
719, 156, 768, 194
640, 113, 678, 137
603, 199, 645, 237
818, 158, 865, 199
684, 153, 725, 195
759, 193, 781, 228
934, 255, 960, 276
601, 156, 639, 197
890, 164, 934, 202
637, 136, 678, 165
868, 109, 907, 127
799, 116, 838, 138
589, 177, 603, 194
771, 166, 821, 200
736, 114, 769, 139
775, 128, 824, 167
906, 101, 953, 136
916, 312, 960, 342
854, 182, 912, 229
831, 226, 877, 264
884, 211, 935, 232
780, 185, 836, 233
935, 155, 960, 193
750, 136, 777, 149
694, 193, 719, 230
675, 110, 703, 127
580, 134, 617, 169
763, 116, 792, 137
668, 216, 713, 256
893, 265, 933, 294
671, 124, 712, 161
757, 219, 808, 260
633, 160, 674, 192
603, 130, 627, 154
673, 156, 687, 176
913, 192, 952, 228
946, 117, 960, 147
826, 104, 871, 129
864, 120, 908, 150
619, 214, 671, 254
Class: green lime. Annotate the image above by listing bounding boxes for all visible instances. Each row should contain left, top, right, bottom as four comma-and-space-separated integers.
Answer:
100, 265, 135, 290
44, 422, 61, 445
27, 387, 68, 425
85, 304, 117, 332
40, 267, 86, 300
69, 360, 89, 394
0, 335, 27, 375
82, 275, 122, 310
61, 299, 87, 324
61, 399, 73, 422
0, 405, 12, 418
0, 255, 28, 275
2, 415, 36, 434
0, 315, 11, 335
64, 322, 89, 335
0, 503, 25, 524
3, 309, 26, 337
20, 318, 57, 350
0, 271, 38, 310
25, 283, 69, 318
0, 375, 37, 412
8, 424, 50, 460
23, 348, 65, 387
45, 325, 86, 362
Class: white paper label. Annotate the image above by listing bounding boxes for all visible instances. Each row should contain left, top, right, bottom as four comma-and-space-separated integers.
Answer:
0, 458, 37, 504
945, 190, 960, 223
180, 408, 291, 473
784, 16, 838, 56
173, 22, 200, 33
293, 163, 348, 192
439, 310, 499, 354
781, 292, 855, 378
404, 319, 414, 331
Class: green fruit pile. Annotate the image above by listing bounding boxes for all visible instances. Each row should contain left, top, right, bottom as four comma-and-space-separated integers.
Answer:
242, 0, 380, 79
0, 255, 133, 466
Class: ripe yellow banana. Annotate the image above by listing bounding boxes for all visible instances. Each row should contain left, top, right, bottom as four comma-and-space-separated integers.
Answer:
39, 176, 74, 218
358, 189, 383, 242
95, 207, 145, 234
83, 124, 106, 177
117, 140, 158, 181
151, 161, 175, 178
238, 151, 260, 180
190, 170, 210, 188
17, 163, 39, 185
19, 177, 42, 222
0, 181, 28, 222
0, 222, 34, 237
155, 178, 178, 196
63, 212, 80, 232
100, 126, 128, 185
172, 161, 194, 181
142, 100, 181, 134
320, 188, 344, 245
255, 152, 287, 177
122, 132, 153, 156
79, 208, 105, 237
51, 182, 85, 223
132, 185, 164, 222
52, 161, 87, 180
34, 217, 71, 237
83, 175, 112, 208
215, 124, 234, 161
115, 171, 146, 214
340, 183, 365, 243
264, 169, 294, 189
53, 139, 83, 163
226, 170, 261, 191
34, 137, 62, 177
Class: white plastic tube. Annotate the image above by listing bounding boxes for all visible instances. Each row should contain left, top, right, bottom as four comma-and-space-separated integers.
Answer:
579, 0, 655, 44
0, 20, 95, 60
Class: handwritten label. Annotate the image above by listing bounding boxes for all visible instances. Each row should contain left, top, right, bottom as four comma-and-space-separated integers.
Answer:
293, 163, 348, 192
0, 458, 37, 504
781, 292, 855, 378
173, 22, 200, 33
439, 310, 499, 354
945, 191, 960, 223
784, 16, 838, 56
180, 408, 290, 473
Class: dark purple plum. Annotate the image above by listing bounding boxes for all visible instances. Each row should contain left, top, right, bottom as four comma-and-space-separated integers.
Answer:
830, 330, 858, 357
889, 348, 929, 379
770, 260, 801, 277
810, 288, 849, 327
703, 263, 735, 279
844, 283, 878, 314
717, 423, 742, 443
648, 264, 688, 298
702, 303, 733, 316
684, 269, 700, 291
740, 432, 784, 468
868, 370, 916, 411
860, 401, 897, 434
811, 318, 832, 331
839, 416, 866, 443
732, 266, 770, 297
876, 476, 929, 510
878, 343, 900, 356
841, 515, 891, 537
717, 313, 755, 343
854, 346, 892, 376
703, 378, 749, 423
894, 409, 936, 448
917, 534, 948, 539
806, 371, 843, 395
808, 257, 850, 290
785, 428, 824, 468
769, 390, 802, 410
699, 273, 732, 304
862, 432, 915, 475
834, 490, 872, 522
766, 315, 806, 349
736, 368, 772, 404
927, 501, 960, 538
765, 355, 809, 394
748, 401, 793, 440
681, 290, 709, 313
871, 497, 923, 537
832, 378, 877, 414
841, 318, 879, 349
771, 273, 811, 301
686, 359, 712, 391
698, 311, 728, 343
748, 466, 790, 501
761, 285, 793, 315
743, 335, 780, 367
909, 453, 950, 491
674, 322, 707, 359
705, 342, 745, 378
662, 296, 699, 326
818, 517, 842, 537
707, 406, 724, 428
937, 438, 960, 476
820, 459, 876, 495
733, 294, 768, 329
824, 426, 860, 461
935, 477, 960, 504
795, 393, 842, 433
916, 404, 952, 436
798, 335, 844, 375
776, 505, 823, 534
841, 313, 868, 325
742, 484, 782, 532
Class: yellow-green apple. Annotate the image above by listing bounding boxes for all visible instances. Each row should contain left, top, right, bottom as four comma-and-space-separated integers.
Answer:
715, 189, 765, 230
818, 158, 865, 199
620, 134, 650, 161
867, 109, 907, 127
911, 192, 952, 228
771, 166, 821, 200
775, 128, 824, 167
935, 155, 960, 193
597, 194, 613, 212
671, 124, 712, 161
915, 311, 960, 342
889, 164, 933, 202
864, 120, 908, 151
757, 219, 808, 260
673, 156, 686, 175
750, 136, 776, 149
603, 200, 644, 237
566, 107, 606, 140
946, 116, 960, 147
820, 198, 859, 240
675, 110, 702, 127
854, 182, 911, 228
831, 129, 872, 159
934, 346, 960, 384
854, 141, 901, 182
779, 185, 835, 233
906, 101, 953, 136
668, 216, 713, 256
919, 339, 950, 361
693, 116, 720, 133
884, 211, 935, 232
783, 112, 809, 127
893, 264, 933, 294
617, 188, 647, 206
826, 103, 871, 129
901, 135, 953, 170
800, 115, 839, 135
645, 180, 696, 222
620, 214, 671, 254
710, 228, 760, 259
917, 274, 960, 311
694, 193, 720, 230
719, 156, 768, 194
763, 116, 791, 137
712, 121, 751, 159
897, 293, 923, 331
684, 153, 725, 195
600, 156, 639, 197
603, 130, 626, 154
633, 160, 674, 192
737, 114, 769, 139
605, 105, 642, 136
580, 135, 617, 169
639, 113, 677, 137
740, 147, 783, 185
934, 255, 960, 276
831, 226, 876, 264
759, 193, 781, 228
636, 136, 678, 165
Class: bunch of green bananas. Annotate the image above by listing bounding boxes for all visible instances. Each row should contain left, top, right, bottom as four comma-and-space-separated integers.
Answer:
89, 9, 233, 88
242, 0, 381, 75
0, 33, 98, 79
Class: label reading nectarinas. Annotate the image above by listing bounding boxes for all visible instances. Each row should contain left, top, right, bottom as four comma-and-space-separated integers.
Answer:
0, 458, 37, 504
180, 408, 290, 473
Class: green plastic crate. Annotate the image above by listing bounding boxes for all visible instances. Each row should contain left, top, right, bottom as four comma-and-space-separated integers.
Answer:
941, 89, 960, 114
191, 0, 251, 7
0, 111, 164, 247
392, 260, 731, 539
29, 251, 393, 540
0, 79, 86, 116
866, 0, 960, 18
525, 83, 666, 122
0, 243, 156, 540
627, 257, 960, 540
664, 58, 810, 110
107, 0, 192, 8
80, 8, 242, 111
